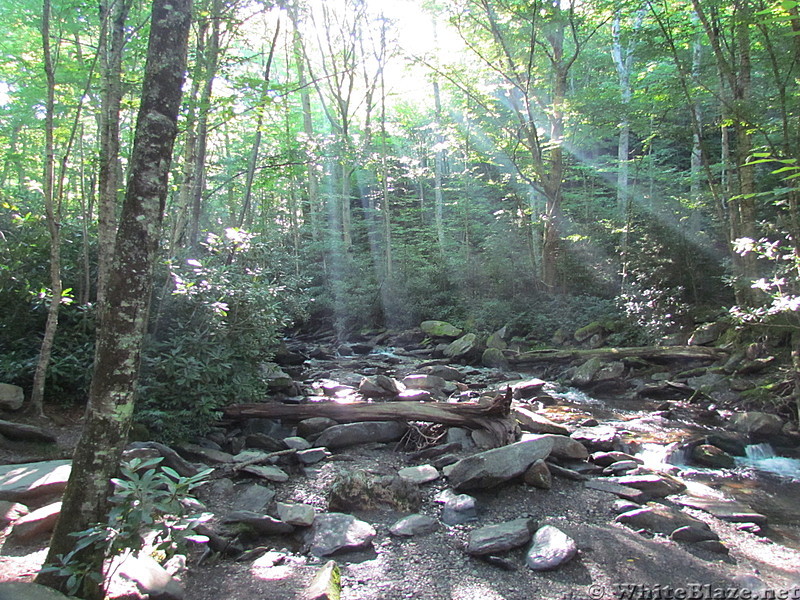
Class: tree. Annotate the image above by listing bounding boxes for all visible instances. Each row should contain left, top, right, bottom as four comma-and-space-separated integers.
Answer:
36, 0, 192, 596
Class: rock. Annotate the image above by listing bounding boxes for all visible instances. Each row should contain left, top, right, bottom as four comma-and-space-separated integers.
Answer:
389, 514, 438, 537
670, 525, 720, 543
511, 379, 548, 399
359, 376, 402, 398
314, 421, 407, 449
593, 361, 625, 382
397, 464, 439, 485
0, 384, 24, 411
521, 433, 588, 460
615, 503, 713, 537
396, 389, 432, 402
402, 374, 447, 392
703, 433, 747, 457
283, 436, 312, 451
245, 433, 285, 452
466, 518, 535, 556
223, 510, 294, 535
297, 448, 331, 465
446, 437, 554, 490
297, 417, 339, 438
444, 333, 480, 360
241, 464, 290, 483
512, 407, 569, 436
471, 429, 499, 449
420, 320, 463, 339
275, 502, 316, 527
525, 525, 577, 571
612, 499, 641, 514
0, 420, 57, 444
574, 321, 604, 343
591, 451, 643, 467
674, 497, 767, 525
570, 426, 619, 452
233, 484, 275, 512
523, 459, 552, 489
584, 479, 646, 503
446, 427, 476, 450
571, 357, 604, 387
607, 474, 686, 498
419, 364, 466, 381
118, 552, 185, 600
730, 412, 784, 437
261, 362, 294, 391
688, 322, 727, 346
177, 443, 233, 464
482, 347, 509, 369
126, 441, 200, 477
0, 582, 73, 600
693, 540, 729, 554
306, 560, 341, 600
307, 513, 376, 556
604, 460, 640, 474
0, 500, 29, 527
0, 460, 71, 502
692, 444, 735, 468
440, 492, 479, 525
10, 501, 61, 540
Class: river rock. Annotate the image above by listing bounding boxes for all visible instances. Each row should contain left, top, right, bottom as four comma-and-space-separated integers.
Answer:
523, 459, 552, 489
439, 491, 479, 525
0, 420, 57, 444
584, 478, 646, 503
0, 582, 73, 600
241, 464, 290, 483
444, 333, 480, 360
615, 503, 713, 537
525, 525, 577, 571
314, 421, 407, 449
521, 433, 588, 460
0, 460, 71, 502
10, 501, 61, 540
607, 474, 686, 498
0, 384, 24, 411
223, 510, 294, 535
482, 347, 509, 369
297, 448, 331, 465
283, 436, 312, 451
359, 375, 402, 398
512, 407, 569, 436
674, 497, 767, 525
389, 514, 438, 537
570, 425, 619, 452
306, 560, 341, 600
730, 412, 784, 437
692, 444, 735, 468
117, 552, 185, 600
307, 513, 376, 556
275, 502, 316, 527
0, 500, 29, 527
261, 362, 295, 391
572, 357, 604, 387
591, 451, 643, 467
466, 517, 536, 556
688, 322, 727, 346
398, 464, 439, 485
420, 320, 463, 339
402, 374, 447, 392
178, 443, 233, 464
126, 441, 200, 477
446, 437, 554, 490
670, 525, 720, 543
233, 484, 275, 512
511, 378, 548, 399
297, 417, 339, 438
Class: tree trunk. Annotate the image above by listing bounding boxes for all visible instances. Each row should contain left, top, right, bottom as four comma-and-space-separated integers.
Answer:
36, 1, 192, 596
433, 79, 446, 257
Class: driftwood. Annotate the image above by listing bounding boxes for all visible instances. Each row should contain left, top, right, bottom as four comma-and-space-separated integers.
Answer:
223, 389, 518, 447
509, 345, 727, 367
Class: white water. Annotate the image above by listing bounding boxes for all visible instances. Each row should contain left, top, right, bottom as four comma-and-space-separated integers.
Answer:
737, 443, 800, 481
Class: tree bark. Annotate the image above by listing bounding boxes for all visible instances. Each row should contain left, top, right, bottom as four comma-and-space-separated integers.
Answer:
36, 1, 192, 596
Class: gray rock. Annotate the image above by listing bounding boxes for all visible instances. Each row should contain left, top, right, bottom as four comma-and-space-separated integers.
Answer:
0, 500, 29, 527
396, 389, 432, 402
283, 436, 312, 451
275, 502, 316, 527
730, 412, 784, 437
0, 582, 73, 600
10, 501, 61, 540
223, 510, 294, 535
521, 433, 588, 460
584, 479, 646, 503
608, 474, 686, 498
0, 384, 24, 411
692, 444, 735, 468
523, 459, 552, 489
482, 347, 509, 369
603, 460, 641, 474
670, 525, 720, 543
420, 320, 463, 339
177, 443, 233, 464
466, 518, 535, 556
389, 514, 438, 536
674, 497, 767, 525
261, 362, 294, 391
297, 417, 339, 438
359, 376, 402, 398
471, 429, 500, 449
571, 357, 604, 387
233, 484, 275, 512
511, 379, 547, 399
402, 374, 447, 392
446, 437, 554, 490
615, 503, 713, 537
693, 539, 729, 554
0, 460, 71, 502
245, 433, 285, 452
420, 364, 466, 382
314, 421, 407, 449
297, 448, 331, 465
0, 420, 57, 444
126, 441, 200, 477
444, 333, 480, 360
241, 464, 289, 483
307, 513, 376, 556
118, 552, 185, 600
397, 464, 439, 485
525, 525, 577, 571
440, 491, 479, 525
570, 425, 619, 452
512, 407, 568, 436
306, 560, 341, 600
688, 322, 727, 346
591, 451, 642, 467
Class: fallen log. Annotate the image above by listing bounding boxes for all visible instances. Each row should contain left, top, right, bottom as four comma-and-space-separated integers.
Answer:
223, 389, 518, 447
510, 345, 727, 367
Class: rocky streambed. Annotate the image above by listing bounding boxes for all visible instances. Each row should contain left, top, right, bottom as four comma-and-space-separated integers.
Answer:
1, 324, 800, 600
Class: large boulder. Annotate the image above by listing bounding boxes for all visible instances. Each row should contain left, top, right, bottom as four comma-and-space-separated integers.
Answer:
688, 322, 728, 346
446, 437, 554, 490
444, 333, 480, 361
0, 460, 71, 502
512, 407, 569, 436
0, 384, 24, 411
313, 421, 407, 449
420, 320, 463, 339
730, 412, 784, 437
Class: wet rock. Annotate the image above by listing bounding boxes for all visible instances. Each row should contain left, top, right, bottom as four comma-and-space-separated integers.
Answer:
117, 552, 185, 600
691, 444, 735, 468
730, 412, 784, 437
275, 502, 316, 527
584, 479, 646, 503
0, 582, 73, 600
688, 322, 727, 346
10, 501, 61, 540
0, 460, 71, 502
674, 497, 767, 525
603, 460, 640, 475
0, 500, 29, 527
525, 525, 577, 571
511, 379, 547, 399
592, 453, 642, 467
570, 425, 619, 452
482, 348, 509, 369
512, 407, 569, 436
466, 517, 536, 556
397, 464, 439, 485
223, 510, 294, 535
444, 333, 480, 361
420, 320, 463, 339
0, 384, 24, 411
523, 459, 552, 489
389, 514, 438, 537
607, 474, 686, 498
314, 421, 407, 449
446, 437, 554, 490
703, 433, 747, 457
0, 420, 57, 444
307, 513, 376, 556
297, 417, 339, 438
306, 560, 341, 600
233, 484, 275, 512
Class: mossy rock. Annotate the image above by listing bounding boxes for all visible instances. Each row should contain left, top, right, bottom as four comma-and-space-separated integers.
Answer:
420, 320, 463, 339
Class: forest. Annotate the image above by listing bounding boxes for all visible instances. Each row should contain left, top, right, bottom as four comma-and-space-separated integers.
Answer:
1, 0, 800, 598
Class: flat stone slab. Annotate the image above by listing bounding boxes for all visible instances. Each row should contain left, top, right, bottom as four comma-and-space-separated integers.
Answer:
0, 460, 71, 502
0, 420, 57, 444
397, 464, 439, 485
447, 437, 554, 490
241, 464, 290, 483
307, 513, 376, 557
11, 501, 61, 540
389, 514, 438, 537
674, 496, 768, 525
466, 518, 535, 556
584, 478, 646, 503
607, 473, 686, 498
223, 510, 294, 535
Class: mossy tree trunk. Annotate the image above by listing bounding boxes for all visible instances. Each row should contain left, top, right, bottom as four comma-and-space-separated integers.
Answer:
36, 1, 192, 597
